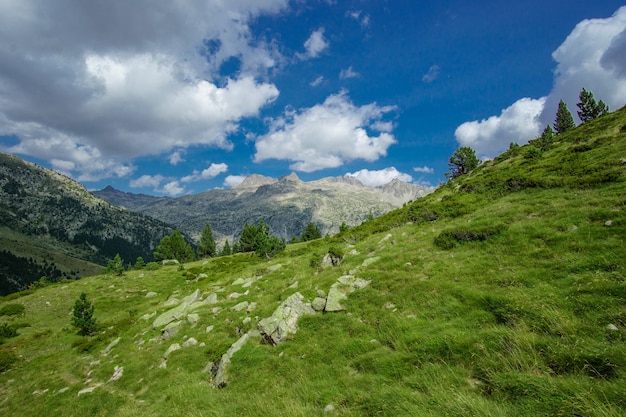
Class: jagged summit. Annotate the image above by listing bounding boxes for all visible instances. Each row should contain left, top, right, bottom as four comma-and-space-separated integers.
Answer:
234, 174, 277, 190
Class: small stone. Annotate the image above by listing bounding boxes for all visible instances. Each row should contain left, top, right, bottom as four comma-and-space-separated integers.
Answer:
247, 302, 257, 314
159, 360, 167, 369
197, 273, 208, 280
145, 292, 158, 298
604, 220, 613, 227
242, 317, 251, 325
206, 325, 214, 333
57, 387, 70, 394
316, 289, 326, 298
606, 323, 619, 331
163, 343, 181, 359
228, 292, 242, 300
108, 366, 124, 382
182, 337, 198, 348
204, 293, 218, 304
311, 297, 327, 312
288, 281, 299, 289
102, 337, 121, 355
231, 301, 249, 312
187, 313, 200, 325
324, 404, 334, 413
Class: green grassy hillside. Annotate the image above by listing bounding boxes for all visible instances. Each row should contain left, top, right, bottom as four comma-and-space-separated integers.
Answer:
0, 108, 625, 416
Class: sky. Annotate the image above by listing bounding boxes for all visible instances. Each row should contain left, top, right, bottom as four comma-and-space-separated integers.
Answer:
1, 1, 625, 196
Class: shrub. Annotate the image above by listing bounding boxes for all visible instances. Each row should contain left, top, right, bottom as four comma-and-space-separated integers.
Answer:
0, 323, 18, 338
434, 225, 505, 249
0, 349, 18, 372
71, 292, 96, 336
524, 146, 543, 159
0, 303, 25, 317
145, 262, 160, 271
71, 337, 99, 353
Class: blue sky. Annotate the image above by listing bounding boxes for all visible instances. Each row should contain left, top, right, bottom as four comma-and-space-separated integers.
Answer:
1, 1, 625, 196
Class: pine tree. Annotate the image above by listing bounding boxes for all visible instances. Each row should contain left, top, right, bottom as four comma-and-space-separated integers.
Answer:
134, 256, 145, 269
553, 100, 576, 134
105, 253, 124, 276
71, 292, 96, 336
301, 222, 322, 241
154, 230, 195, 262
536, 125, 554, 151
577, 88, 609, 123
197, 223, 216, 258
446, 146, 480, 180
220, 240, 231, 256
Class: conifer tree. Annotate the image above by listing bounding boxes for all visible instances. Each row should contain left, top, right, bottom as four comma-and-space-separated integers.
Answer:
577, 88, 609, 123
446, 146, 480, 180
71, 292, 96, 336
301, 222, 322, 241
197, 223, 216, 258
105, 253, 124, 276
553, 100, 576, 134
154, 230, 195, 262
220, 240, 231, 256
536, 125, 554, 151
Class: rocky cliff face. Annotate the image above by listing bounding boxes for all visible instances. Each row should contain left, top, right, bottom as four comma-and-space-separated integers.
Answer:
93, 173, 433, 243
0, 152, 179, 268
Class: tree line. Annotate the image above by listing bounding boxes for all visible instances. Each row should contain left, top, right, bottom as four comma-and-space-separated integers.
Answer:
446, 87, 610, 180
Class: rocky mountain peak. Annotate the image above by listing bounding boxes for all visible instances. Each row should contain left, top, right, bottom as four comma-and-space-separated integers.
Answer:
235, 174, 277, 190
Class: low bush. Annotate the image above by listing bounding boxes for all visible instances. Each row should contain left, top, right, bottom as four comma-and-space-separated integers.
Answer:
0, 323, 18, 338
434, 224, 506, 249
0, 303, 25, 316
0, 349, 18, 372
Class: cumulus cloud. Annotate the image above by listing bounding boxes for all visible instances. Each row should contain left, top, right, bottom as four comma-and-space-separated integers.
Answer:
181, 163, 229, 183
298, 28, 329, 59
340, 66, 360, 79
454, 6, 626, 158
0, 0, 286, 181
169, 150, 186, 166
347, 10, 370, 28
159, 181, 185, 197
223, 175, 247, 187
345, 167, 412, 187
310, 76, 325, 87
130, 174, 165, 189
455, 97, 547, 158
422, 65, 440, 83
254, 91, 397, 172
413, 166, 434, 174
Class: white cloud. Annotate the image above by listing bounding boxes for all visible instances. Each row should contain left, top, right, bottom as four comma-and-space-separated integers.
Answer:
130, 174, 165, 188
254, 91, 397, 172
169, 150, 185, 165
345, 167, 412, 187
455, 97, 547, 158
158, 180, 185, 197
347, 10, 370, 28
298, 28, 329, 59
181, 163, 229, 183
454, 6, 626, 158
340, 66, 360, 79
224, 175, 247, 187
413, 166, 434, 174
0, 0, 286, 181
310, 76, 325, 87
422, 65, 440, 83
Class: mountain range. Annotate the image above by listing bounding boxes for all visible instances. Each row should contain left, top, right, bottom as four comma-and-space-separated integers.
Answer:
92, 173, 433, 243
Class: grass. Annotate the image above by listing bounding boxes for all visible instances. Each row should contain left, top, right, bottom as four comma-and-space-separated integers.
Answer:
0, 108, 625, 415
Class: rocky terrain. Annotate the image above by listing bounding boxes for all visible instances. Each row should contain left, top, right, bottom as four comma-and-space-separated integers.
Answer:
93, 173, 432, 243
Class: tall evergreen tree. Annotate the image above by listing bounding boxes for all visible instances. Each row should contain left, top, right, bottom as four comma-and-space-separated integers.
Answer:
154, 230, 195, 262
105, 253, 125, 276
301, 222, 322, 241
220, 240, 231, 256
446, 146, 480, 180
71, 292, 96, 336
197, 223, 216, 258
535, 125, 554, 151
553, 100, 576, 134
577, 88, 609, 123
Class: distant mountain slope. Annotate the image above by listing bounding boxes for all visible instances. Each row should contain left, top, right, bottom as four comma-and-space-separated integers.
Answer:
0, 153, 180, 294
93, 173, 432, 242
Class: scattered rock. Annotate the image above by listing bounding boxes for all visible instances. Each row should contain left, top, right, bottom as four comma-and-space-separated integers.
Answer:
102, 337, 121, 355
161, 320, 183, 340
316, 289, 326, 298
163, 297, 181, 307
288, 281, 299, 289
159, 361, 167, 369
140, 311, 156, 321
247, 302, 257, 314
242, 317, 251, 325
204, 293, 218, 305
206, 325, 214, 333
362, 256, 380, 268
379, 233, 392, 243
163, 343, 181, 359
268, 264, 283, 272
197, 273, 208, 280
604, 220, 613, 227
230, 301, 249, 312
325, 275, 371, 312
162, 259, 179, 265
232, 278, 246, 286
57, 387, 70, 394
322, 253, 342, 267
606, 323, 619, 331
324, 404, 335, 413
186, 313, 200, 326
145, 292, 158, 298
77, 384, 102, 396
108, 366, 124, 382
258, 292, 315, 345
183, 337, 198, 348
212, 332, 251, 388
311, 297, 327, 312
383, 302, 396, 310
228, 292, 243, 300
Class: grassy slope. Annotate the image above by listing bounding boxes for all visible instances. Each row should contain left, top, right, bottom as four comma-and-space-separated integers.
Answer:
0, 108, 625, 416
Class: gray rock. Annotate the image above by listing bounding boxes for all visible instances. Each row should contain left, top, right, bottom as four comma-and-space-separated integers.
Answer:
140, 311, 156, 321
311, 297, 327, 312
247, 302, 257, 314
186, 313, 200, 326
145, 291, 158, 298
361, 256, 380, 268
258, 292, 315, 345
228, 292, 243, 300
206, 325, 214, 333
213, 332, 251, 388
604, 220, 613, 227
204, 293, 218, 304
325, 275, 371, 312
162, 259, 180, 265
316, 289, 326, 298
102, 337, 121, 355
230, 301, 249, 312
163, 343, 181, 359
161, 320, 183, 340
606, 323, 619, 331
183, 337, 198, 348
108, 366, 124, 382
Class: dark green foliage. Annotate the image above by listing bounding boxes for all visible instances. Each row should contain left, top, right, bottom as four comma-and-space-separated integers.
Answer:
339, 222, 350, 233
237, 220, 286, 257
532, 125, 554, 151
153, 230, 195, 263
0, 303, 25, 316
524, 146, 543, 159
0, 250, 64, 296
134, 256, 145, 269
145, 262, 160, 271
71, 336, 99, 353
553, 99, 576, 134
577, 88, 609, 123
220, 240, 231, 256
197, 223, 216, 258
71, 292, 96, 336
434, 225, 505, 249
105, 253, 125, 276
446, 146, 480, 180
301, 222, 322, 241
0, 349, 17, 372
0, 323, 18, 338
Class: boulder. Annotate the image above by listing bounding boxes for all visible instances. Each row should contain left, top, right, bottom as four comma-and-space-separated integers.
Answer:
325, 275, 371, 312
212, 332, 251, 388
258, 292, 315, 345
311, 297, 327, 312
163, 343, 181, 359
145, 292, 158, 298
161, 320, 183, 340
230, 301, 249, 312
